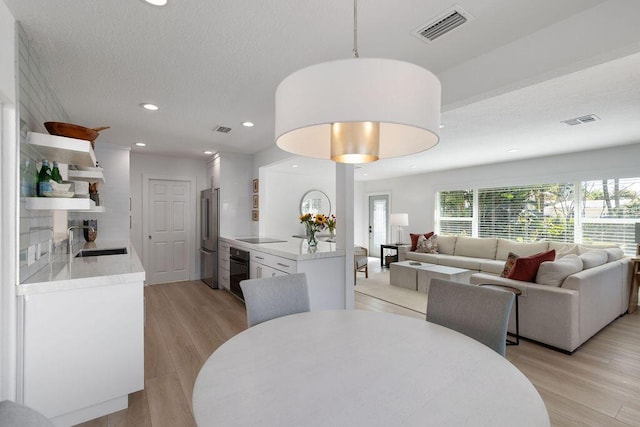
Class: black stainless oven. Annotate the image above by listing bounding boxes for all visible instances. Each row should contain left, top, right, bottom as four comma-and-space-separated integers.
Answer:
229, 247, 250, 301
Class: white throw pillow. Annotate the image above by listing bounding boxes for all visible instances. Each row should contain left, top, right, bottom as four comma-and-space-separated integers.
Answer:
604, 247, 624, 262
535, 254, 583, 287
579, 250, 608, 270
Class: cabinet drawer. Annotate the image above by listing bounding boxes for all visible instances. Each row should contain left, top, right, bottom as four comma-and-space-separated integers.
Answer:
271, 256, 296, 274
250, 251, 297, 275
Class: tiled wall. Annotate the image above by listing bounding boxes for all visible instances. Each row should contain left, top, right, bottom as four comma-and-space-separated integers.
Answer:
18, 24, 70, 283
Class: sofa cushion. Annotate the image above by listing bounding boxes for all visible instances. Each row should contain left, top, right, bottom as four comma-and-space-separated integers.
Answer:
454, 236, 497, 259
410, 232, 434, 252
500, 252, 519, 277
535, 254, 583, 287
548, 242, 579, 259
507, 250, 556, 282
405, 252, 438, 264
577, 243, 620, 254
495, 239, 549, 261
479, 259, 507, 275
604, 247, 624, 262
579, 250, 608, 269
435, 235, 457, 255
415, 234, 438, 253
436, 254, 483, 271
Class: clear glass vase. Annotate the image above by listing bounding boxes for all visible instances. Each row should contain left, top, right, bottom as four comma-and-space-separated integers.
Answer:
307, 230, 318, 247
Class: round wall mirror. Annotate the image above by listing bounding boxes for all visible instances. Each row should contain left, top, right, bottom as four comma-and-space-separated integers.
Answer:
300, 190, 331, 216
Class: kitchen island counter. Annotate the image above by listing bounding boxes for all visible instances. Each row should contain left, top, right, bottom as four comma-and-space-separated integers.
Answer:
221, 236, 345, 261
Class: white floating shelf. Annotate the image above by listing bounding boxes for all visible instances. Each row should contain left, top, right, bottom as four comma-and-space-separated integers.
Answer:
27, 132, 96, 168
68, 169, 105, 184
24, 197, 104, 211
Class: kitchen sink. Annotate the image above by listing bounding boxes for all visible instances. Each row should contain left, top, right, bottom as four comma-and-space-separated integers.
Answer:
75, 247, 128, 258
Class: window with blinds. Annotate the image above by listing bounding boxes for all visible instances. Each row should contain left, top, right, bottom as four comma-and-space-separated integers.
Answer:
438, 190, 473, 236
581, 178, 640, 254
436, 177, 640, 255
477, 184, 575, 242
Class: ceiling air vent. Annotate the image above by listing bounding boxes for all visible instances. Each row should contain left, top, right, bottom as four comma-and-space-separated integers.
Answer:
412, 6, 474, 43
561, 114, 600, 126
214, 125, 232, 133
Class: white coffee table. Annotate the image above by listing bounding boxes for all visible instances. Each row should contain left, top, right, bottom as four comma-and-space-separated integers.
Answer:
417, 264, 473, 293
389, 260, 426, 290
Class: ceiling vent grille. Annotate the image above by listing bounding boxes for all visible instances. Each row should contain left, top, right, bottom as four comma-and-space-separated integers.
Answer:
412, 6, 474, 43
214, 125, 232, 133
561, 114, 600, 126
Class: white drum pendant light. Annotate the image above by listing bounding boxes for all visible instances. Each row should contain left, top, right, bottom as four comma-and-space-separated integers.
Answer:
275, 0, 441, 164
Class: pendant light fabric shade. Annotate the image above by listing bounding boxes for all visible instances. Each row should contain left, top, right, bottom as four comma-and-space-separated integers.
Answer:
275, 58, 441, 163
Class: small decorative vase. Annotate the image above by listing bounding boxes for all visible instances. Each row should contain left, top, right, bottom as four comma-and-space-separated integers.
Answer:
329, 229, 335, 239
307, 230, 318, 247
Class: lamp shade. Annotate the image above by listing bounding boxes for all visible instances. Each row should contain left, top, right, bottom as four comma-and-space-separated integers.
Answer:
389, 213, 409, 227
275, 58, 440, 163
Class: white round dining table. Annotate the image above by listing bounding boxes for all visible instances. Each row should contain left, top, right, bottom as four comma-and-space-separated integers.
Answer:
193, 310, 549, 426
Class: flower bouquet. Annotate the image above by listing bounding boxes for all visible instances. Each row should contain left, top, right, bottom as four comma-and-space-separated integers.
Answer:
299, 213, 327, 247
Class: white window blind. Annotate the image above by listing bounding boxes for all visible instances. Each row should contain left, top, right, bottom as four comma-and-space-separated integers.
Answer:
438, 190, 473, 236
581, 178, 640, 254
436, 178, 640, 254
477, 184, 575, 243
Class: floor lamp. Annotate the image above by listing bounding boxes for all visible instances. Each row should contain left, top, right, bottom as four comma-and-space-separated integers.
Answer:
390, 213, 409, 245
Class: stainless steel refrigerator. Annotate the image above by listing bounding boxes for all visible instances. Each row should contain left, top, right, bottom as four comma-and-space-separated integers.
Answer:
200, 188, 219, 289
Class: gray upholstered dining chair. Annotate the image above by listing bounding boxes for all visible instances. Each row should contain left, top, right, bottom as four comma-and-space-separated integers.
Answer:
426, 278, 515, 356
240, 273, 310, 327
0, 400, 55, 427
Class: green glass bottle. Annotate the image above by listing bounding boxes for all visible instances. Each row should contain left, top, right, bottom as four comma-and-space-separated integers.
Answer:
51, 161, 62, 183
37, 159, 52, 196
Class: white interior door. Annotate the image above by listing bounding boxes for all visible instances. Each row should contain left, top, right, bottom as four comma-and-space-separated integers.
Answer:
368, 195, 389, 258
147, 179, 191, 285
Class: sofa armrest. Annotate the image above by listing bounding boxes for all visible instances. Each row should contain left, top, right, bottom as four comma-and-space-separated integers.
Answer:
471, 272, 581, 351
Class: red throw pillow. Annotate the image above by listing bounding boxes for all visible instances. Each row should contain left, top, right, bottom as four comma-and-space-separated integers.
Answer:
410, 232, 434, 251
507, 250, 556, 282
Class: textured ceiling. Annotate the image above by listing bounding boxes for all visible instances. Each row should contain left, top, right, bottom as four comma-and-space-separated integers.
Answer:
5, 0, 640, 180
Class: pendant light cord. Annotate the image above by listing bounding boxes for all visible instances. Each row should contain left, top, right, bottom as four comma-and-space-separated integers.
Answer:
353, 0, 359, 58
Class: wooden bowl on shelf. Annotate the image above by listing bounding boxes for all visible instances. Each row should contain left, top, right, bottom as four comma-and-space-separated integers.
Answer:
44, 122, 109, 147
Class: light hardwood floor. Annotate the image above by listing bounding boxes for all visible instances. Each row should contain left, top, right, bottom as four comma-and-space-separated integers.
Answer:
77, 279, 640, 427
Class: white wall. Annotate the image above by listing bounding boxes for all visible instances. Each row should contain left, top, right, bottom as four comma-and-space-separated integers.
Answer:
0, 0, 17, 401
70, 144, 130, 242
357, 143, 640, 247
130, 152, 208, 281
209, 151, 253, 239
261, 169, 336, 239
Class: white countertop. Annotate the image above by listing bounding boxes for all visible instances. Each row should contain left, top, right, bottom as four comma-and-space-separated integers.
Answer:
18, 240, 145, 295
221, 236, 345, 261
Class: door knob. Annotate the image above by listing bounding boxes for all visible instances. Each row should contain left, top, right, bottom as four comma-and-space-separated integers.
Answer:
148, 235, 152, 239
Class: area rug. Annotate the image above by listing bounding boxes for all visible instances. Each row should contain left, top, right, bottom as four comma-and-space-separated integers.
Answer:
356, 269, 427, 314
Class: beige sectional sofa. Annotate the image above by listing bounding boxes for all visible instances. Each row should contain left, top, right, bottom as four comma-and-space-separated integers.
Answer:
405, 236, 631, 352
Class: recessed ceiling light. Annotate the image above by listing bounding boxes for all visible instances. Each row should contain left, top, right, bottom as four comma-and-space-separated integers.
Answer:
141, 103, 159, 111
506, 148, 520, 153
409, 165, 417, 168
363, 173, 368, 176
204, 151, 213, 155
135, 142, 146, 147
291, 164, 299, 168
242, 121, 254, 127
439, 124, 445, 129
143, 0, 167, 6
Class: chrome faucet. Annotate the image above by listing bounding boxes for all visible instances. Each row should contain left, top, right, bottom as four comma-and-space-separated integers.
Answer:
67, 225, 95, 254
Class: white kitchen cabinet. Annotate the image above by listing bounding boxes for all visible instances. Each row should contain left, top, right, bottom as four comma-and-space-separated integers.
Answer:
218, 240, 230, 290
19, 280, 144, 426
250, 250, 296, 279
